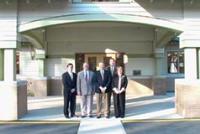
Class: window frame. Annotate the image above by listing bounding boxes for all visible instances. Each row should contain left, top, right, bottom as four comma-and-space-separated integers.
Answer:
167, 50, 184, 74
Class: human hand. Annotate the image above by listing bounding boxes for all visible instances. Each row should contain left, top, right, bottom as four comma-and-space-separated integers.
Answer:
77, 92, 81, 96
119, 88, 125, 93
102, 87, 106, 93
71, 88, 75, 93
113, 88, 119, 94
99, 86, 104, 93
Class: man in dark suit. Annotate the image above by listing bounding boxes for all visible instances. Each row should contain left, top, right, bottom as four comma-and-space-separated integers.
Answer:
62, 63, 77, 118
106, 58, 117, 116
95, 62, 111, 118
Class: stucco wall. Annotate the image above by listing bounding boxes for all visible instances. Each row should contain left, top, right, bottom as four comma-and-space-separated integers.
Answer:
125, 58, 155, 76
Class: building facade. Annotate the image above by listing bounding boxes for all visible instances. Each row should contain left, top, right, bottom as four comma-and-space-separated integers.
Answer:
0, 0, 200, 120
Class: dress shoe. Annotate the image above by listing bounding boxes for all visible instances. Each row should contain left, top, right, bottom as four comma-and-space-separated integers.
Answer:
89, 115, 93, 118
97, 115, 101, 119
65, 115, 70, 118
70, 115, 74, 118
81, 115, 86, 118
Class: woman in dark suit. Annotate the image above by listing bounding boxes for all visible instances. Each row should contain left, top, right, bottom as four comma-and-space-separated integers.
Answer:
112, 66, 128, 118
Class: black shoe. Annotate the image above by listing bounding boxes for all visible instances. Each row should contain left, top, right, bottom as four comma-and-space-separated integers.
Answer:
70, 115, 74, 118
97, 115, 101, 119
89, 115, 93, 118
115, 116, 120, 118
71, 113, 77, 118
65, 115, 70, 118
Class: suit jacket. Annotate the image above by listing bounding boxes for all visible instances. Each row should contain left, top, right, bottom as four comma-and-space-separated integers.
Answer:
77, 70, 95, 96
112, 75, 128, 93
106, 66, 117, 89
62, 72, 77, 95
94, 70, 111, 93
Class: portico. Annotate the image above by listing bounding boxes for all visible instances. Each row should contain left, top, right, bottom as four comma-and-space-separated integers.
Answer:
0, 0, 200, 121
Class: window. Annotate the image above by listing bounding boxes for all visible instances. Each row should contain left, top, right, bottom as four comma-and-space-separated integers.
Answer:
167, 51, 184, 74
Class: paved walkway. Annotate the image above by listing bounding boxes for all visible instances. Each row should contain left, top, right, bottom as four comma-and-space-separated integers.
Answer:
21, 93, 182, 120
19, 93, 183, 134
78, 118, 126, 134
0, 124, 79, 134
123, 120, 200, 134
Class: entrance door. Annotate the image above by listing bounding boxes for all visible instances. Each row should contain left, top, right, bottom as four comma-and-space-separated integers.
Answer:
75, 53, 125, 73
88, 57, 97, 72
104, 56, 112, 68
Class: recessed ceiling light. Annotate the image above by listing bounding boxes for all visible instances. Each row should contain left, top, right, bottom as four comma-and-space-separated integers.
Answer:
150, 0, 154, 3
190, 0, 194, 5
26, 0, 30, 4
5, 0, 9, 5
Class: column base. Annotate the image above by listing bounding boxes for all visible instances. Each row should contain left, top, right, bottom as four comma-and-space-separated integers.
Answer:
175, 79, 200, 118
0, 81, 27, 120
152, 76, 167, 95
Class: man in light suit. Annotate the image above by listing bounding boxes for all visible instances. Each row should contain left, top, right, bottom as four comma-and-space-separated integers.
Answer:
77, 62, 95, 118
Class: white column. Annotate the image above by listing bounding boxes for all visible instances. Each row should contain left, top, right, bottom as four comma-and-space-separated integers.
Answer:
184, 48, 197, 79
0, 49, 3, 80
4, 49, 16, 81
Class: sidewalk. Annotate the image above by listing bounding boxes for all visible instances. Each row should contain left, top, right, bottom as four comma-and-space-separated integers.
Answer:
19, 93, 182, 134
21, 93, 182, 121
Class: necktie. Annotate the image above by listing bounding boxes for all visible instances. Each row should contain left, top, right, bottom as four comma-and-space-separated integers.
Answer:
101, 70, 104, 80
69, 72, 73, 80
111, 67, 114, 76
85, 71, 89, 82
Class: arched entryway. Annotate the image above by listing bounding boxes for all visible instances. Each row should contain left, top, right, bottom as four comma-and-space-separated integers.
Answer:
0, 13, 184, 120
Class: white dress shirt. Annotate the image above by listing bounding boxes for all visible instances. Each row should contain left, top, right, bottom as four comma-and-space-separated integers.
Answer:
68, 71, 73, 80
118, 75, 122, 91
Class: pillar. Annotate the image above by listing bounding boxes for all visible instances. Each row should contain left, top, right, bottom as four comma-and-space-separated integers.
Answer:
0, 49, 3, 80
0, 0, 27, 120
152, 48, 167, 95
197, 49, 200, 79
184, 48, 197, 79
175, 46, 200, 117
154, 48, 165, 76
0, 48, 17, 120
4, 49, 16, 81
153, 48, 167, 95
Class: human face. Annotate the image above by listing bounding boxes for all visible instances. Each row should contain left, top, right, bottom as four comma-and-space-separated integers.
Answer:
109, 59, 115, 67
83, 63, 89, 70
99, 62, 105, 70
67, 65, 73, 72
117, 67, 123, 76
